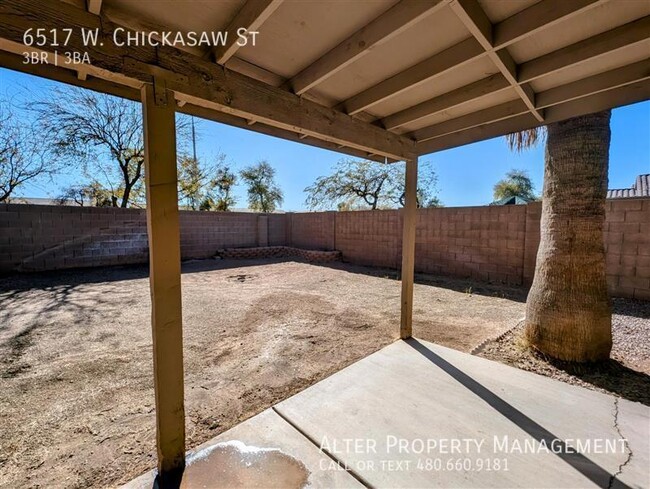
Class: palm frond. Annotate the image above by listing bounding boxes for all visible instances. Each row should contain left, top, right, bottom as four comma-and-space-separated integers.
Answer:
505, 127, 546, 152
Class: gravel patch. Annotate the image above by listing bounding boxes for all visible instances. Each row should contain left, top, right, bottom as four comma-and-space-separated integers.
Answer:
611, 297, 650, 372
477, 298, 650, 405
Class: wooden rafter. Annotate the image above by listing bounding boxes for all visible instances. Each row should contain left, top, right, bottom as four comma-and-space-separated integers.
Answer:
404, 14, 650, 142
518, 16, 650, 83
0, 49, 395, 164
449, 0, 543, 122
1, 0, 647, 162
179, 100, 399, 162
342, 0, 607, 118
411, 60, 650, 143
535, 59, 650, 109
381, 73, 510, 131
290, 0, 446, 95
412, 99, 530, 142
0, 0, 415, 161
492, 0, 606, 49
341, 37, 484, 115
86, 0, 101, 15
416, 80, 650, 155
212, 0, 284, 65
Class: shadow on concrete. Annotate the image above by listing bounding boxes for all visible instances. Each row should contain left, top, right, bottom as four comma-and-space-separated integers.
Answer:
406, 338, 633, 489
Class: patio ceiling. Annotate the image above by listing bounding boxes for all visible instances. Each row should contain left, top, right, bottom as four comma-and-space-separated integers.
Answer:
0, 0, 648, 163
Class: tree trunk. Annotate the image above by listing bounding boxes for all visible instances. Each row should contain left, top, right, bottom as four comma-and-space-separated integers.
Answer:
525, 110, 612, 363
120, 184, 131, 208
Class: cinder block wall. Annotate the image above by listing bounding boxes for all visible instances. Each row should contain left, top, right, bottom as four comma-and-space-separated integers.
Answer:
267, 214, 286, 246
0, 205, 148, 272
290, 199, 649, 299
334, 210, 402, 268
603, 199, 649, 300
1, 199, 648, 299
0, 204, 266, 272
416, 205, 527, 285
521, 199, 650, 300
179, 210, 259, 259
288, 211, 336, 250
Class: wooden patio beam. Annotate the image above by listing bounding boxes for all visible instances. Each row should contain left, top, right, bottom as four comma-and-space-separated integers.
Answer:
212, 0, 283, 65
141, 81, 186, 479
381, 73, 510, 131
0, 0, 416, 161
492, 0, 606, 49
412, 99, 529, 142
176, 98, 398, 163
344, 0, 600, 117
0, 48, 395, 164
290, 0, 446, 95
415, 80, 650, 155
86, 0, 102, 15
400, 157, 418, 339
518, 16, 650, 84
342, 37, 484, 115
410, 59, 650, 143
535, 59, 650, 109
449, 0, 543, 122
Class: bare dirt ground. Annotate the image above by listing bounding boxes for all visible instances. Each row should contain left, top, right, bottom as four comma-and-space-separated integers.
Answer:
0, 258, 528, 488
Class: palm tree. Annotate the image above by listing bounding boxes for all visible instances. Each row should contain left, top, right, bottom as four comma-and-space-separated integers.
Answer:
507, 110, 612, 363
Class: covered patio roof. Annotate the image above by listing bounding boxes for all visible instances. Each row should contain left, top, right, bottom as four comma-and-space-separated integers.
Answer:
0, 0, 648, 162
1, 0, 649, 484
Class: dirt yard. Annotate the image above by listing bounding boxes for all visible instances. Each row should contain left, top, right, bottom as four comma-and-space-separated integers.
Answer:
0, 259, 527, 488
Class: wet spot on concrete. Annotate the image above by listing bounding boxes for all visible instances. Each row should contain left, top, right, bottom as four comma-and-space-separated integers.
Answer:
183, 440, 310, 488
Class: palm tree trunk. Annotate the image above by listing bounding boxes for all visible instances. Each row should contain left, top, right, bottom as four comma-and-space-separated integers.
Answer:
525, 110, 612, 363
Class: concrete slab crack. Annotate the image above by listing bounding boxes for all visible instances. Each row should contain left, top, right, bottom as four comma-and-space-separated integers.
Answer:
608, 397, 633, 489
272, 406, 374, 488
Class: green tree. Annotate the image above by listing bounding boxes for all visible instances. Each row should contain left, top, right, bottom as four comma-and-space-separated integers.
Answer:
506, 112, 612, 363
28, 87, 190, 208
492, 169, 536, 202
240, 161, 283, 212
56, 182, 115, 207
178, 155, 212, 210
304, 158, 441, 210
206, 162, 237, 211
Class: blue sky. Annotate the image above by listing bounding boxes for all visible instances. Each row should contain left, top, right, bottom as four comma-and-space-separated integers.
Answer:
2, 67, 649, 210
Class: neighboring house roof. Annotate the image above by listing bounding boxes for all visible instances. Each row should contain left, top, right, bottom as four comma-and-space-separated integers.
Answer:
607, 174, 650, 199
491, 195, 534, 205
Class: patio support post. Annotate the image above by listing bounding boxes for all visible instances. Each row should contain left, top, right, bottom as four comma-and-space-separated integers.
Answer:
400, 156, 418, 339
141, 81, 186, 480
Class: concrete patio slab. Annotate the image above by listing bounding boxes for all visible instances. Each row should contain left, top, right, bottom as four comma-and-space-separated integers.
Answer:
123, 408, 363, 488
275, 339, 649, 489
125, 338, 649, 488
